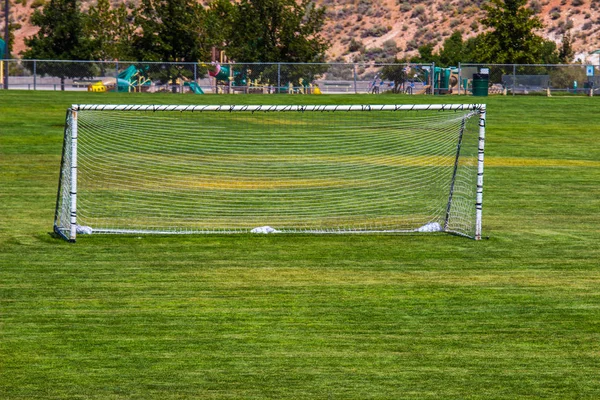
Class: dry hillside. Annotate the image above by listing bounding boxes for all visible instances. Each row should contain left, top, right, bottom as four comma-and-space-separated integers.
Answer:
4, 0, 600, 63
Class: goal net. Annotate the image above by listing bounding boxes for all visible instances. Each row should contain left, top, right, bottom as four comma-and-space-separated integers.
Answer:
54, 104, 486, 241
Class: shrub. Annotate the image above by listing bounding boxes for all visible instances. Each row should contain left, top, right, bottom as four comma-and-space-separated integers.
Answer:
382, 39, 398, 53
565, 18, 574, 30
348, 38, 365, 53
405, 39, 418, 51
360, 26, 391, 38
411, 5, 425, 17
30, 0, 45, 8
530, 0, 542, 14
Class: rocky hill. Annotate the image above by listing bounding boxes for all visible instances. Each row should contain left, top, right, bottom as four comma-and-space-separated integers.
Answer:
320, 0, 600, 64
4, 0, 600, 63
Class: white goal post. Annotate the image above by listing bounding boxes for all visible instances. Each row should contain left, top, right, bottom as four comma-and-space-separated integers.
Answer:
54, 104, 486, 241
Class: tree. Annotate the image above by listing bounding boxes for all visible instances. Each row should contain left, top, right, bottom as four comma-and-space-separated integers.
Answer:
223, 0, 329, 87
131, 0, 213, 85
475, 0, 557, 64
226, 0, 328, 63
1, 22, 20, 56
409, 43, 439, 65
84, 0, 134, 62
380, 58, 408, 93
438, 31, 469, 67
559, 30, 575, 63
205, 0, 236, 54
22, 0, 94, 90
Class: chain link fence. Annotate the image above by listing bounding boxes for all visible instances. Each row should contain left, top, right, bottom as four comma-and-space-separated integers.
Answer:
0, 59, 434, 94
1, 59, 599, 95
460, 63, 600, 95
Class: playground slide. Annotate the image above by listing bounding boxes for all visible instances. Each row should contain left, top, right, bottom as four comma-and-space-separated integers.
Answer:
185, 81, 204, 94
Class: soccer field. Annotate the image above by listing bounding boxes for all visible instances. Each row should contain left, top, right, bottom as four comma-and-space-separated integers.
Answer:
1, 91, 599, 399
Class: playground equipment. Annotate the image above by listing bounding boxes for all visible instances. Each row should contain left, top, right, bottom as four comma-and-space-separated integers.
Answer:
368, 73, 382, 94
208, 62, 318, 94
423, 67, 460, 94
87, 65, 152, 93
116, 65, 151, 92
208, 62, 248, 93
184, 81, 204, 94
285, 78, 321, 94
367, 72, 403, 94
88, 81, 106, 92
0, 38, 5, 86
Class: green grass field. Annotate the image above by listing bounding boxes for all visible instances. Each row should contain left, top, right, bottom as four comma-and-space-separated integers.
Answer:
1, 90, 599, 399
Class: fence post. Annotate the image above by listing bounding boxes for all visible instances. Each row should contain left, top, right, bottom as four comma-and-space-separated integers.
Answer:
3, 59, 7, 90
512, 64, 516, 96
33, 60, 37, 90
353, 64, 357, 94
3, 0, 8, 89
431, 62, 435, 95
277, 63, 281, 93
458, 62, 462, 95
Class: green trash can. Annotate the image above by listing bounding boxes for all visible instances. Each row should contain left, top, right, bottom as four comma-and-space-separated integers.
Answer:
472, 73, 489, 96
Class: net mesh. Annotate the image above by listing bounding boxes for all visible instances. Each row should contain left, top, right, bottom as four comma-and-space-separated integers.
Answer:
55, 105, 483, 238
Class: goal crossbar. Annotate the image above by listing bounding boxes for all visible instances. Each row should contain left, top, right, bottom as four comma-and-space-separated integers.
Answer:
54, 104, 486, 242
71, 104, 484, 112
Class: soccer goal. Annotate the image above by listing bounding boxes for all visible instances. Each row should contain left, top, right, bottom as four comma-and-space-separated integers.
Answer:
54, 104, 486, 241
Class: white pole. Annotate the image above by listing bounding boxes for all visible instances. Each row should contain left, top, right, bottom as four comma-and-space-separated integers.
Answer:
475, 105, 486, 240
69, 110, 78, 241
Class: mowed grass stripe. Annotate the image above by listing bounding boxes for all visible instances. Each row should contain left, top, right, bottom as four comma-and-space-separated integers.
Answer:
487, 156, 600, 167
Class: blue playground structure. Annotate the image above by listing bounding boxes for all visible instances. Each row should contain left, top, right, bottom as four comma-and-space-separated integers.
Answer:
116, 65, 151, 92
88, 65, 204, 94
423, 67, 460, 94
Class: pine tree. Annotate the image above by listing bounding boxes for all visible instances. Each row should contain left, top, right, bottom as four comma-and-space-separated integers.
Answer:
559, 31, 575, 63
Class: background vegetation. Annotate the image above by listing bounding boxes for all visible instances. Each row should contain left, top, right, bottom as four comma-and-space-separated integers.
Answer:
15, 0, 574, 69
1, 90, 599, 399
